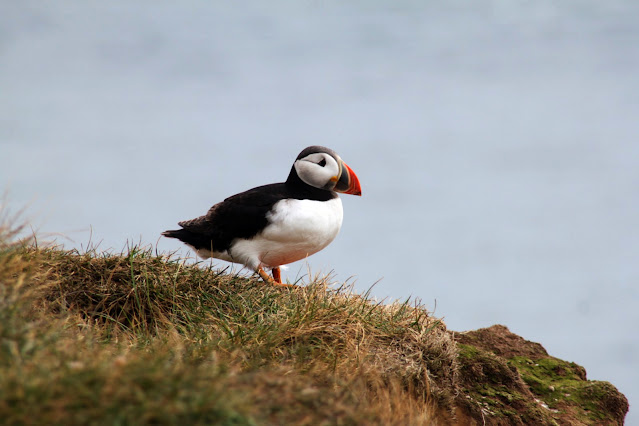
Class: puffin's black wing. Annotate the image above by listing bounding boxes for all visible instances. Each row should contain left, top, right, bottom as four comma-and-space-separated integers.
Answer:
163, 183, 291, 253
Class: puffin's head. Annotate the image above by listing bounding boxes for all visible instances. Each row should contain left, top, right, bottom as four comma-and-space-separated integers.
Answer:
292, 146, 362, 196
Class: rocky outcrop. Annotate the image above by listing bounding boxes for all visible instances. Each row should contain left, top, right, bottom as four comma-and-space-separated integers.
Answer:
449, 325, 628, 425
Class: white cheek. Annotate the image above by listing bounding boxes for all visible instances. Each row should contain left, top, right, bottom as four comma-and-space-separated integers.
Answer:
295, 162, 332, 188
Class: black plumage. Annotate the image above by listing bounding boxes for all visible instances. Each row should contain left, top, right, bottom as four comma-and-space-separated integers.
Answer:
162, 164, 336, 254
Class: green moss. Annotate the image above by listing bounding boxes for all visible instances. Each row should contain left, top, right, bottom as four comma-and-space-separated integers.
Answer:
508, 356, 625, 424
456, 344, 551, 424
511, 356, 575, 402
457, 343, 479, 358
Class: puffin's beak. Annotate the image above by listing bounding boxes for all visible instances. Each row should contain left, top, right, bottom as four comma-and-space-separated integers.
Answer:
335, 161, 362, 196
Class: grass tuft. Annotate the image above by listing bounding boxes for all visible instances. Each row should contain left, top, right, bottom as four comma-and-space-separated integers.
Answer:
0, 218, 456, 425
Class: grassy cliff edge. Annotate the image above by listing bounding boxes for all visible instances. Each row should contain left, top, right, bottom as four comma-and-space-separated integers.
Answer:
0, 224, 629, 424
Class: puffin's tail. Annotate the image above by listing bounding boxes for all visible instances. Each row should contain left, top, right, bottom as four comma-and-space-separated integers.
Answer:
162, 229, 211, 251
162, 229, 184, 240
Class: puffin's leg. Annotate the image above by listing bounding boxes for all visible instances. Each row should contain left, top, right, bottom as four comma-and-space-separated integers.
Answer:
257, 266, 274, 284
272, 267, 282, 284
257, 266, 294, 288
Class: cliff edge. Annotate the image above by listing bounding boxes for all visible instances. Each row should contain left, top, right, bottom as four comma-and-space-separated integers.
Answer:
0, 234, 629, 424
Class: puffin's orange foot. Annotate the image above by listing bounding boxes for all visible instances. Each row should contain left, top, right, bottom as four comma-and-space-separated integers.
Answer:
257, 266, 296, 288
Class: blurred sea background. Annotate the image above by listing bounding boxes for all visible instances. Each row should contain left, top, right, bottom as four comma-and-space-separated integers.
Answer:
1, 1, 638, 422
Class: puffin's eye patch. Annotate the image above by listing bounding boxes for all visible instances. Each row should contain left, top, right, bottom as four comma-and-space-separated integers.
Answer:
318, 158, 327, 167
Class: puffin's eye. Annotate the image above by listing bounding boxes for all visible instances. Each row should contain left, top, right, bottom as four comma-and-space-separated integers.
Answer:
318, 158, 327, 167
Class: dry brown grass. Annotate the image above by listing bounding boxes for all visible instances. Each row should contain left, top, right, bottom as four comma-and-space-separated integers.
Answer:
0, 215, 459, 425
3, 208, 627, 425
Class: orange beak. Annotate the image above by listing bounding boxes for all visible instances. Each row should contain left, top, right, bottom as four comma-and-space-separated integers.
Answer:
336, 162, 362, 196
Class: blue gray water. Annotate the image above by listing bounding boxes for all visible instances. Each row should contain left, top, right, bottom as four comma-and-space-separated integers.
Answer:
2, 1, 638, 421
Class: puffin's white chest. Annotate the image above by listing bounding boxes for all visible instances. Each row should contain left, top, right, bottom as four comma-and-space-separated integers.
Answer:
230, 197, 343, 268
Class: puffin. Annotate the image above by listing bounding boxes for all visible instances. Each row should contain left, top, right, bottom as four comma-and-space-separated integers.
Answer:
162, 146, 362, 287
